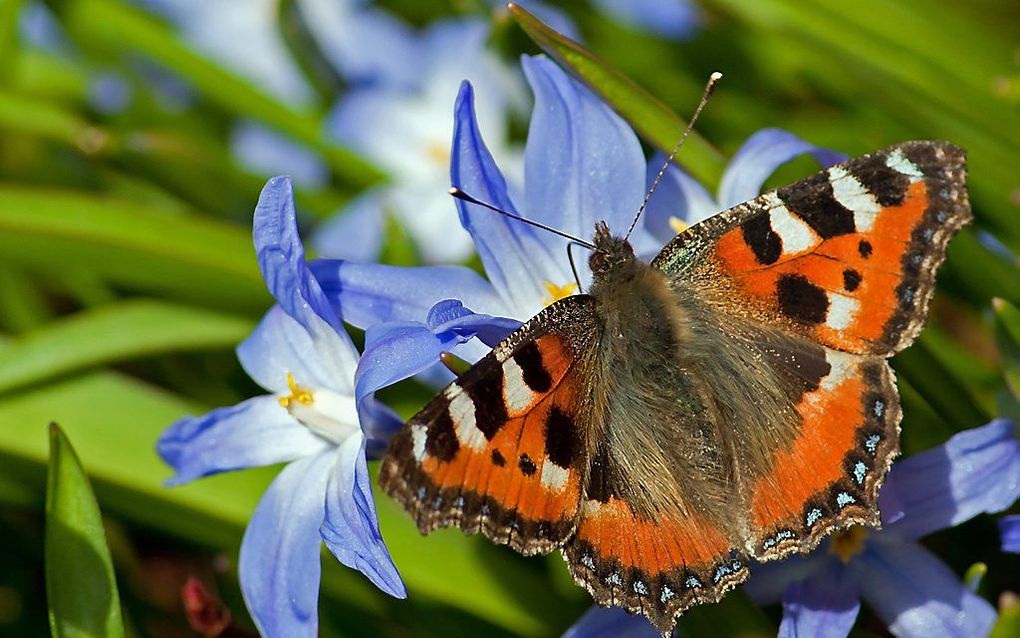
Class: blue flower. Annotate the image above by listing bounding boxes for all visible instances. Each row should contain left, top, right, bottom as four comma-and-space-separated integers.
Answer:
313, 53, 649, 392
642, 128, 846, 243
591, 0, 701, 40
746, 419, 1018, 638
561, 420, 1019, 638
315, 18, 525, 263
1001, 515, 1020, 553
157, 177, 405, 637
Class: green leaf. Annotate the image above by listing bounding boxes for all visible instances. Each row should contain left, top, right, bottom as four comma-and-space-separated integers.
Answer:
46, 423, 125, 638
509, 3, 727, 188
0, 299, 254, 393
0, 186, 268, 312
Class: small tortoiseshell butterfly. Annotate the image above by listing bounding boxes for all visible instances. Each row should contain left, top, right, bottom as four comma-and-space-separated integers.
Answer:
380, 141, 970, 633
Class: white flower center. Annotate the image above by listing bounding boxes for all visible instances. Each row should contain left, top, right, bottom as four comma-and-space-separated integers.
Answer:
278, 372, 359, 444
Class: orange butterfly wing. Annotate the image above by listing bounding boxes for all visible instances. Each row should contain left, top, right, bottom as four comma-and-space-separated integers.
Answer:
656, 141, 969, 356
380, 296, 598, 555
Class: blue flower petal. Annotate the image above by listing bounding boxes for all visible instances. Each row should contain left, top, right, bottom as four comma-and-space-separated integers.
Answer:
238, 450, 334, 638
452, 80, 567, 316
856, 539, 997, 638
313, 189, 387, 263
353, 302, 521, 412
252, 178, 360, 382
310, 259, 508, 329
778, 559, 861, 638
879, 418, 1020, 541
522, 54, 645, 259
426, 299, 521, 346
591, 0, 700, 40
157, 395, 329, 486
237, 305, 355, 395
716, 129, 847, 209
328, 86, 416, 170
359, 394, 404, 459
563, 606, 658, 638
642, 154, 720, 244
320, 431, 406, 597
354, 322, 459, 414
254, 177, 340, 332
999, 515, 1020, 553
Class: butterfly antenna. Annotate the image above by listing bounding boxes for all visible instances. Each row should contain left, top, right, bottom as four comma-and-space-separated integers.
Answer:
624, 71, 723, 241
449, 188, 597, 250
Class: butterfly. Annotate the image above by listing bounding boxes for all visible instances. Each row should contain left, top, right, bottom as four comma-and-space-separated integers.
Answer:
379, 140, 970, 633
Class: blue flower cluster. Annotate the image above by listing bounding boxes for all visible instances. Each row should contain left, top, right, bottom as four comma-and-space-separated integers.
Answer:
153, 4, 1020, 637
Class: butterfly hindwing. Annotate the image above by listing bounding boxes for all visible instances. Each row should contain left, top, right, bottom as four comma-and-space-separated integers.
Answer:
745, 342, 901, 560
379, 296, 599, 555
653, 141, 970, 355
563, 493, 749, 632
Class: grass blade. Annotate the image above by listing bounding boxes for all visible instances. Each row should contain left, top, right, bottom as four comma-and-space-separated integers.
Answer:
46, 423, 125, 638
0, 187, 268, 312
0, 299, 254, 393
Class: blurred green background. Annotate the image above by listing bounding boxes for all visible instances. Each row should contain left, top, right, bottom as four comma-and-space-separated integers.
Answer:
0, 0, 1018, 636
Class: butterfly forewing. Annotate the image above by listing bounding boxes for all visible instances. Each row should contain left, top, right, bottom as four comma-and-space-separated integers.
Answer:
654, 141, 970, 355
379, 295, 600, 555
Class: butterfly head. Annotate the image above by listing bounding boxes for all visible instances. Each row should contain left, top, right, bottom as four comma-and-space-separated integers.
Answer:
589, 221, 638, 283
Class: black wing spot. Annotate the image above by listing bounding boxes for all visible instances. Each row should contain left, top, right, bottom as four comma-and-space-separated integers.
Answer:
469, 369, 509, 439
843, 269, 862, 292
518, 453, 537, 476
850, 153, 909, 206
858, 240, 873, 259
425, 410, 459, 462
513, 341, 553, 393
779, 173, 856, 238
777, 274, 829, 325
740, 214, 782, 265
491, 449, 506, 467
545, 405, 578, 469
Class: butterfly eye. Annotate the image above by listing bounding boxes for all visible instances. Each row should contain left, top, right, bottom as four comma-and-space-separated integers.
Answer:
588, 249, 609, 276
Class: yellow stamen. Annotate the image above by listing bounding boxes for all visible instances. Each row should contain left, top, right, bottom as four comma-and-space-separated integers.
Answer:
668, 216, 689, 235
426, 141, 450, 166
279, 372, 314, 408
542, 280, 578, 306
829, 525, 869, 563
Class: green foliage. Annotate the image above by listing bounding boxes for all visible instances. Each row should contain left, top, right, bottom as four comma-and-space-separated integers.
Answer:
0, 0, 1016, 636
45, 423, 125, 638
